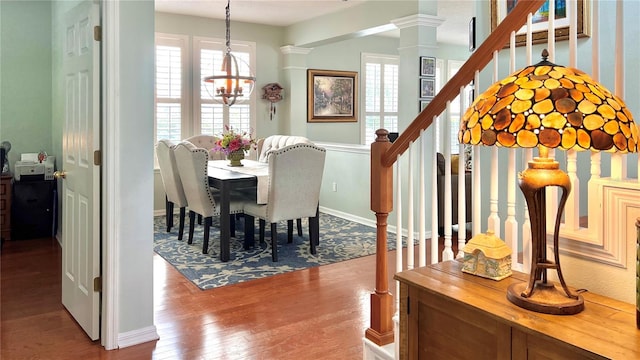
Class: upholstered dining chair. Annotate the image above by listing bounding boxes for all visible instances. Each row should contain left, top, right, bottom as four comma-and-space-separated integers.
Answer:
184, 134, 226, 160
243, 143, 326, 262
256, 134, 312, 162
255, 135, 313, 240
156, 139, 188, 240
173, 141, 245, 254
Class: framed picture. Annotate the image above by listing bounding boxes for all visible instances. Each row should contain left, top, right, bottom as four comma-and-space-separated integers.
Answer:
307, 69, 358, 123
420, 78, 435, 98
469, 17, 476, 52
491, 0, 590, 47
420, 100, 430, 112
420, 56, 436, 77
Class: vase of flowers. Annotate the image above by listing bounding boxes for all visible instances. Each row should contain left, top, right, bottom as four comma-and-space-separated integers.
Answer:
212, 125, 256, 167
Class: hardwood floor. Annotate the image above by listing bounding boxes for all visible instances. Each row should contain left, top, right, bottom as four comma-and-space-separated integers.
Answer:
0, 232, 462, 359
0, 237, 403, 360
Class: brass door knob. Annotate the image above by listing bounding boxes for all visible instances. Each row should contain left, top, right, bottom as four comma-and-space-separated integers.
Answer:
53, 170, 67, 179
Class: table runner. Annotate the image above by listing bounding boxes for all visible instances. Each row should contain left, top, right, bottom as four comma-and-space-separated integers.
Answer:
209, 160, 269, 204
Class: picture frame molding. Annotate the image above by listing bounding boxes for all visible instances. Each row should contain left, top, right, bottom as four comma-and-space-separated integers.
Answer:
307, 69, 358, 123
420, 99, 431, 112
420, 78, 436, 98
490, 0, 590, 47
419, 56, 436, 77
469, 17, 476, 52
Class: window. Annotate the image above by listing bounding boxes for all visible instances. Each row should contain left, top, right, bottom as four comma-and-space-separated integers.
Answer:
362, 53, 399, 145
155, 33, 188, 143
194, 37, 256, 137
154, 33, 256, 145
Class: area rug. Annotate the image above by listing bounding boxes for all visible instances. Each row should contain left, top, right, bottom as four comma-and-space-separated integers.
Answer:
153, 213, 395, 290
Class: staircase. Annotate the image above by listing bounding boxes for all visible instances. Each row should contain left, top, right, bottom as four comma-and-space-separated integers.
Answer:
364, 0, 640, 358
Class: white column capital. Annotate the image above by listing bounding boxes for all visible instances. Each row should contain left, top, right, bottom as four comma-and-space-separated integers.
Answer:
391, 14, 445, 30
280, 45, 313, 55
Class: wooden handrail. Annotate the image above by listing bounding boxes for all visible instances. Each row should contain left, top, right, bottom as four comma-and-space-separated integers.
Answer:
381, 0, 547, 168
365, 0, 547, 347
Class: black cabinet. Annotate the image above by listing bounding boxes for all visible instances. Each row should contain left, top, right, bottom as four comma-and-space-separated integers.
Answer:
11, 180, 56, 240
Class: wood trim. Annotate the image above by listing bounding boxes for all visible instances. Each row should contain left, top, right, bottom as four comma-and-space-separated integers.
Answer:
366, 129, 394, 345
102, 0, 120, 350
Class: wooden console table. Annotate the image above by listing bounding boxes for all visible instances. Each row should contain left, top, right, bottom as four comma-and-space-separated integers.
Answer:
395, 260, 640, 359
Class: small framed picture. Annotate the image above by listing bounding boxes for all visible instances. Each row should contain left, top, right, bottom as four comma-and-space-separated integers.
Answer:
420, 56, 436, 77
419, 100, 430, 112
420, 78, 435, 98
469, 17, 476, 52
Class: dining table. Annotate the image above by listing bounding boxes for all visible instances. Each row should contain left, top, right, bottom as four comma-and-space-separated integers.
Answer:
207, 159, 268, 262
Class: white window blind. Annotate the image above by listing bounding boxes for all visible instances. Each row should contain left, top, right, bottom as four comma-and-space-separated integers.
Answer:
155, 34, 188, 143
362, 53, 399, 145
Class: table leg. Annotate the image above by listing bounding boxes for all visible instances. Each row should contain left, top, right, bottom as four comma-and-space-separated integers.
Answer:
219, 182, 231, 262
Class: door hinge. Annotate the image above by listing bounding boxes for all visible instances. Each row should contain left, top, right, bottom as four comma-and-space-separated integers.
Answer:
94, 276, 102, 292
94, 150, 101, 166
94, 25, 102, 41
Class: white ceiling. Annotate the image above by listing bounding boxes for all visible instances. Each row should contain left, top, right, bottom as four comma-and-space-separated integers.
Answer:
154, 0, 474, 46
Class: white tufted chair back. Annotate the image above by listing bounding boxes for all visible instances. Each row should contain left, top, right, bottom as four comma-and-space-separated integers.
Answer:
265, 143, 326, 222
156, 139, 188, 208
184, 134, 226, 160
256, 135, 312, 163
173, 141, 217, 218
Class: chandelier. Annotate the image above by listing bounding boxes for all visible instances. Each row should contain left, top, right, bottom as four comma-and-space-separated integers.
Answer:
203, 0, 256, 106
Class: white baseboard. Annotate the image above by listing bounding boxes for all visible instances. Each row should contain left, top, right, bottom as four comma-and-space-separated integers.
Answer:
117, 325, 159, 348
318, 206, 376, 228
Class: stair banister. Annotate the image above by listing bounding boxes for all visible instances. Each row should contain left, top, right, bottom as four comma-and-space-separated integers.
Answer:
366, 0, 547, 347
381, 0, 547, 167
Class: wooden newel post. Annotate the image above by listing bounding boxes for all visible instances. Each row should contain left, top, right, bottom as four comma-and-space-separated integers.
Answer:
366, 129, 394, 346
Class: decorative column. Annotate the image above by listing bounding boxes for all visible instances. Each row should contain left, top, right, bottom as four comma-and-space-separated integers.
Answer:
391, 13, 443, 131
280, 45, 312, 136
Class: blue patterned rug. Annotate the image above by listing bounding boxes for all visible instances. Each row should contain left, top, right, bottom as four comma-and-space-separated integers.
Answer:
153, 213, 394, 290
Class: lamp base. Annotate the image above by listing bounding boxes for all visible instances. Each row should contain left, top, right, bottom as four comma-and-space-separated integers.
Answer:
507, 281, 584, 315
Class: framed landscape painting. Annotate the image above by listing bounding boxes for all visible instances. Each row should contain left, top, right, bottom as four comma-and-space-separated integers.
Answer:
307, 69, 358, 123
491, 0, 589, 47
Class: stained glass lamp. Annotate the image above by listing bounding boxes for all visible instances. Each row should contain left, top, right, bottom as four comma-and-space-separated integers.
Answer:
459, 50, 638, 314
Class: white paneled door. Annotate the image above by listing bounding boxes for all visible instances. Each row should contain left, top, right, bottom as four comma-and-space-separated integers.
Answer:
59, 0, 101, 340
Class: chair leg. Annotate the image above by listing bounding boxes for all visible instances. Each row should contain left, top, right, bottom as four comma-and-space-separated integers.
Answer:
202, 217, 212, 254
230, 214, 236, 237
198, 214, 203, 225
287, 220, 294, 243
178, 207, 186, 240
188, 211, 196, 244
296, 218, 303, 236
309, 216, 318, 255
243, 215, 255, 250
165, 196, 174, 232
271, 222, 278, 262
314, 206, 320, 246
259, 219, 266, 244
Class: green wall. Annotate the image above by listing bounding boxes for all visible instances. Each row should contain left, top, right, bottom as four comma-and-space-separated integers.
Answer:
0, 0, 53, 168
